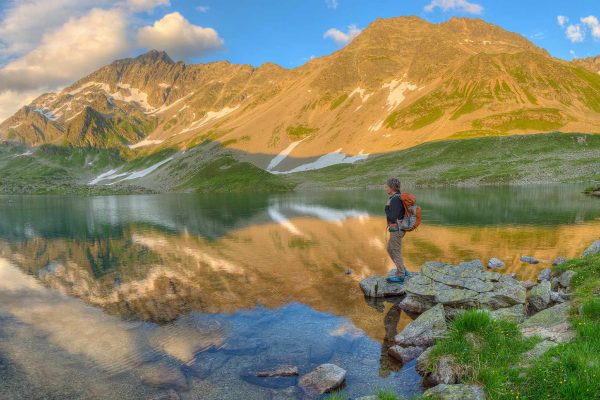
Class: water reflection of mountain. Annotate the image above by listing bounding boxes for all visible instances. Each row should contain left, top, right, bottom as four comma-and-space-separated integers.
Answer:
0, 186, 598, 243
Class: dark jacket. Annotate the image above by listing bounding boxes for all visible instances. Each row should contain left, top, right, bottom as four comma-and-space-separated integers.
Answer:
385, 193, 405, 224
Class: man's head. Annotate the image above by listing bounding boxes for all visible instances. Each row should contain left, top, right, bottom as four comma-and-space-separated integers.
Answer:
386, 178, 401, 195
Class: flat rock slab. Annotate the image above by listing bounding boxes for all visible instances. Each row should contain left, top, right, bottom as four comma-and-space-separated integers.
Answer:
359, 275, 407, 298
520, 302, 575, 343
395, 303, 447, 347
490, 304, 526, 324
388, 345, 424, 363
256, 365, 299, 377
528, 281, 551, 313
559, 270, 577, 288
403, 262, 525, 310
298, 363, 346, 397
423, 384, 486, 400
582, 240, 600, 257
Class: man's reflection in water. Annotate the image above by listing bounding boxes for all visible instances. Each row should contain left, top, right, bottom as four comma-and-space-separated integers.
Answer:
364, 297, 403, 377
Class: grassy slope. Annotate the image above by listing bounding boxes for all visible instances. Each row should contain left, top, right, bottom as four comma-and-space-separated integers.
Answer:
415, 254, 600, 400
291, 133, 600, 189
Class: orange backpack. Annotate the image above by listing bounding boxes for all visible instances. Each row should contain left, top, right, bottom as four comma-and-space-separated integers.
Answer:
399, 192, 422, 232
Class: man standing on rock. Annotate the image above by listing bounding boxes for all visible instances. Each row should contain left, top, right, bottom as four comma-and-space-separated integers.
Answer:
385, 178, 408, 283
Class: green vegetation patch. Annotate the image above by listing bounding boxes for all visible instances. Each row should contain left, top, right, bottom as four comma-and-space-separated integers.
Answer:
286, 125, 319, 139
472, 108, 567, 133
330, 94, 348, 110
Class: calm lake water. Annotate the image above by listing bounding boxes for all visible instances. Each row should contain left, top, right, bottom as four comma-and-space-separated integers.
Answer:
0, 185, 598, 400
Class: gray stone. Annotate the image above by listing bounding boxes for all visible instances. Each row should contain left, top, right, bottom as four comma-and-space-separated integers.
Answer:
528, 281, 551, 313
298, 363, 346, 397
538, 268, 552, 282
551, 277, 560, 291
148, 389, 181, 400
552, 257, 569, 267
582, 240, 600, 257
458, 260, 484, 270
520, 256, 540, 264
520, 340, 558, 368
550, 291, 567, 304
256, 365, 299, 377
559, 270, 577, 289
490, 304, 526, 323
395, 304, 447, 347
388, 345, 424, 363
138, 363, 188, 391
423, 384, 486, 400
430, 356, 459, 385
399, 294, 435, 314
506, 272, 517, 279
520, 302, 575, 343
521, 280, 536, 290
416, 346, 433, 375
359, 275, 406, 298
487, 258, 505, 269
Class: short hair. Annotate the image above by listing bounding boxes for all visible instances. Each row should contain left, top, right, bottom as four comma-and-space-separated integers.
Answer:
387, 178, 401, 193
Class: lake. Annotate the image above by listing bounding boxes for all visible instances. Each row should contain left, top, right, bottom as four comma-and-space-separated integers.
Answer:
0, 185, 598, 399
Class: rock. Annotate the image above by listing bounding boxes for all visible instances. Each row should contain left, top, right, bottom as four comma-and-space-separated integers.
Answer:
552, 257, 569, 267
403, 262, 525, 311
550, 291, 567, 304
487, 258, 505, 269
355, 397, 378, 400
416, 347, 433, 375
521, 280, 536, 290
558, 270, 577, 289
528, 281, 551, 313
148, 389, 181, 400
520, 256, 540, 264
430, 356, 459, 385
458, 260, 484, 270
582, 240, 600, 257
399, 294, 434, 314
423, 384, 486, 400
388, 345, 424, 363
537, 268, 552, 282
395, 304, 447, 348
359, 275, 406, 298
520, 340, 558, 368
506, 273, 517, 279
551, 277, 560, 291
490, 304, 526, 323
298, 364, 346, 397
520, 302, 576, 343
138, 363, 189, 391
256, 365, 299, 377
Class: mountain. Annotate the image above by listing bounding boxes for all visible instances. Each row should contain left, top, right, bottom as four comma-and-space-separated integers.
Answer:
575, 55, 600, 74
0, 17, 599, 187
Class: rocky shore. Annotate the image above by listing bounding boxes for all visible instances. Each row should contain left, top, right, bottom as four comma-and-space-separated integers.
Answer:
358, 239, 600, 400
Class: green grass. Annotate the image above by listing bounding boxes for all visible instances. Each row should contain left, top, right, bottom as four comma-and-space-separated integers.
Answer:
472, 108, 566, 132
286, 125, 319, 139
421, 254, 600, 399
330, 94, 348, 110
323, 389, 400, 400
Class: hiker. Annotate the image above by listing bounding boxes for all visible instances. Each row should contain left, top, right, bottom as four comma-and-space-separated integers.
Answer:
385, 178, 409, 283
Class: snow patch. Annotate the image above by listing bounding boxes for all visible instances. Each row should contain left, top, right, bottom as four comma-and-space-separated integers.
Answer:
149, 92, 195, 115
128, 139, 164, 149
88, 169, 121, 185
88, 157, 174, 186
271, 149, 369, 174
178, 105, 240, 135
65, 110, 83, 122
266, 139, 306, 171
349, 87, 372, 103
382, 80, 417, 111
33, 108, 59, 121
8, 122, 22, 129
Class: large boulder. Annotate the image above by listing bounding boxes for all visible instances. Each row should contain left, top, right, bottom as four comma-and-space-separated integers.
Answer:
490, 304, 526, 323
359, 275, 406, 298
395, 304, 447, 348
528, 281, 551, 313
298, 364, 346, 397
403, 262, 526, 311
582, 240, 600, 257
537, 268, 552, 282
558, 270, 577, 289
552, 257, 568, 267
520, 302, 575, 344
423, 384, 486, 400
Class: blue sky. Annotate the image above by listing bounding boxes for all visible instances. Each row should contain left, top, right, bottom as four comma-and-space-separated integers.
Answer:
165, 0, 600, 67
0, 0, 599, 120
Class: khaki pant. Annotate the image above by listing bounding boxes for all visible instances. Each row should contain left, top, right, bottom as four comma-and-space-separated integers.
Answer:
387, 229, 406, 276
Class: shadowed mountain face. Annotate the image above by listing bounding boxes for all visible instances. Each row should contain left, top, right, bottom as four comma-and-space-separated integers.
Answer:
1, 17, 600, 171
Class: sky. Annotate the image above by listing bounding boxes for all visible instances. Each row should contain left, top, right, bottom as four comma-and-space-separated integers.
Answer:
0, 0, 599, 122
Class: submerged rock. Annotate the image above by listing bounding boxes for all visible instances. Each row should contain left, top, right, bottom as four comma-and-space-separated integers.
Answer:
395, 304, 447, 348
359, 275, 406, 298
399, 294, 435, 314
487, 258, 505, 269
388, 345, 424, 364
582, 240, 600, 257
423, 384, 486, 400
558, 270, 577, 289
520, 302, 575, 344
528, 281, 551, 313
520, 256, 540, 264
403, 262, 525, 311
298, 363, 346, 397
490, 304, 526, 323
537, 268, 552, 282
552, 257, 569, 267
138, 363, 189, 391
255, 365, 299, 377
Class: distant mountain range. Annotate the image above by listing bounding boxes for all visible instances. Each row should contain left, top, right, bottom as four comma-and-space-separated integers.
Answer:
0, 16, 599, 192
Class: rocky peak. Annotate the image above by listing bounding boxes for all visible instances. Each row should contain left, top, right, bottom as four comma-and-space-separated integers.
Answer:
133, 50, 175, 65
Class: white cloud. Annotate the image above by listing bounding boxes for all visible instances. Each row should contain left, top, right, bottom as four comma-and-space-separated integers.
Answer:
196, 5, 210, 13
0, 90, 42, 121
0, 8, 130, 92
581, 15, 600, 39
557, 15, 569, 28
424, 0, 483, 15
127, 0, 171, 12
326, 0, 339, 9
137, 12, 223, 61
323, 25, 362, 46
565, 24, 585, 43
